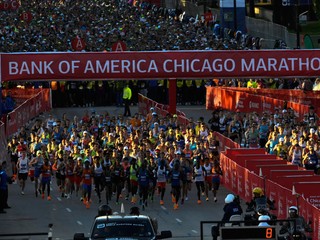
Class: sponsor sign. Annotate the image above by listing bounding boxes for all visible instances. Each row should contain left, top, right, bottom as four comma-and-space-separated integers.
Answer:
2, 50, 320, 81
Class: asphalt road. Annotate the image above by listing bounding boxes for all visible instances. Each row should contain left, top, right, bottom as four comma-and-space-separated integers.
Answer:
0, 105, 237, 240
0, 176, 233, 240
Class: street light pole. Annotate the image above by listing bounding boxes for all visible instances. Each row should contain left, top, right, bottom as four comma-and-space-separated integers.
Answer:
233, 0, 237, 31
296, 0, 300, 49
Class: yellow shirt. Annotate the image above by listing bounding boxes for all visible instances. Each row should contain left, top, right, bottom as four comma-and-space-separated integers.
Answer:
123, 86, 132, 100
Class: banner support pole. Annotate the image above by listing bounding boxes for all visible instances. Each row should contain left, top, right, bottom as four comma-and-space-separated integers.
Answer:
168, 78, 176, 115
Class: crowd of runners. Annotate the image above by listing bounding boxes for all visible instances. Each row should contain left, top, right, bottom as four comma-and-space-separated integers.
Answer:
7, 108, 223, 210
6, 101, 320, 213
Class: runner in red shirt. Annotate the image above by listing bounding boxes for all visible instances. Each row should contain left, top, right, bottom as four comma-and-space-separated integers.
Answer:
81, 159, 93, 209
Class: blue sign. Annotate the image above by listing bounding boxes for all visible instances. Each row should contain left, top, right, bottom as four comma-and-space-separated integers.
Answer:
220, 0, 246, 33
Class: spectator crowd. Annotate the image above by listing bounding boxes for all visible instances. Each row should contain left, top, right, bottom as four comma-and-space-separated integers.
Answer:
1, 0, 319, 109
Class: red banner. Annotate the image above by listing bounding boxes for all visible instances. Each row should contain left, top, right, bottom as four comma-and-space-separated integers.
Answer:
2, 50, 320, 81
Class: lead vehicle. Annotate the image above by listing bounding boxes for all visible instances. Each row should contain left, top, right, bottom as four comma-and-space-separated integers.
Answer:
74, 215, 172, 240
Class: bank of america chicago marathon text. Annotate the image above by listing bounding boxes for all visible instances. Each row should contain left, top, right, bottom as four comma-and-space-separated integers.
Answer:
7, 57, 320, 75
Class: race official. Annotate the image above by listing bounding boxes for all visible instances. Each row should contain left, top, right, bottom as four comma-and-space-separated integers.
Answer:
123, 83, 132, 117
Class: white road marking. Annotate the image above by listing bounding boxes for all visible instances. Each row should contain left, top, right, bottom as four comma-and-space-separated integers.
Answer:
161, 206, 166, 211
176, 218, 182, 223
192, 230, 198, 234
57, 197, 62, 201
77, 221, 83, 225
66, 208, 72, 212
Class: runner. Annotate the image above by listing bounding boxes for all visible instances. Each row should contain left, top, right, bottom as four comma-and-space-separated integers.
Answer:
193, 158, 206, 204
156, 159, 167, 205
203, 157, 213, 201
288, 143, 303, 166
65, 157, 75, 199
73, 157, 83, 197
169, 161, 183, 210
81, 159, 93, 209
110, 158, 124, 205
40, 158, 52, 200
181, 157, 192, 204
53, 151, 67, 197
16, 151, 29, 195
147, 157, 157, 202
211, 160, 223, 202
93, 156, 104, 203
137, 160, 150, 211
129, 158, 139, 204
265, 131, 278, 154
103, 162, 113, 205
121, 156, 131, 200
28, 150, 44, 197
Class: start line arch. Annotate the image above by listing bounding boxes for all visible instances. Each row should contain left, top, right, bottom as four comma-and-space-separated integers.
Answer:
1, 49, 320, 112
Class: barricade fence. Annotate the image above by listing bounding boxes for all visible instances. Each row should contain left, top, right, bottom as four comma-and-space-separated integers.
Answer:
0, 88, 51, 162
206, 87, 310, 120
226, 87, 320, 116
5, 89, 51, 137
219, 149, 320, 239
138, 93, 189, 126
